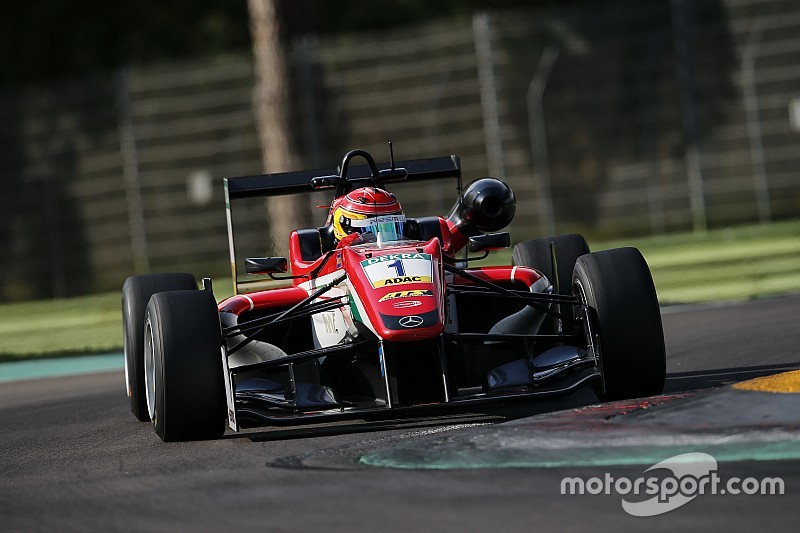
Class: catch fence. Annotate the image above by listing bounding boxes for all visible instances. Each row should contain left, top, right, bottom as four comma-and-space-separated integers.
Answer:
1, 0, 798, 300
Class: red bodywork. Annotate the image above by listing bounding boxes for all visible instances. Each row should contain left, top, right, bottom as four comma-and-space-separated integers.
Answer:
218, 216, 545, 343
341, 238, 445, 341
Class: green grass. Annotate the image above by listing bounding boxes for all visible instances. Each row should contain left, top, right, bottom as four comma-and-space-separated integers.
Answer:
0, 294, 125, 361
1, 220, 798, 361
597, 219, 800, 304
0, 282, 235, 362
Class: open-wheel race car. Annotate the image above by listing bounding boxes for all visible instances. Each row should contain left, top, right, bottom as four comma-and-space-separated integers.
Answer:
122, 149, 666, 441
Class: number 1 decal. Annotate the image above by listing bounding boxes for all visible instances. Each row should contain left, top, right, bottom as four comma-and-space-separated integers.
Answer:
387, 259, 406, 277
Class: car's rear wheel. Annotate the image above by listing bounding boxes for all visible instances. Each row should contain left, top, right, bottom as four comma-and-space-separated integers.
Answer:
512, 234, 590, 332
572, 248, 666, 401
512, 234, 589, 295
122, 273, 197, 421
144, 289, 226, 441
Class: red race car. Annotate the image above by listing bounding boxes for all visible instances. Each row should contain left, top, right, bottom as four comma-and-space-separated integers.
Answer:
122, 149, 666, 441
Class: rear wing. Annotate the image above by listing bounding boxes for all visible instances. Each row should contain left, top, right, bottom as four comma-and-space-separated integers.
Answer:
224, 155, 462, 294
225, 155, 461, 199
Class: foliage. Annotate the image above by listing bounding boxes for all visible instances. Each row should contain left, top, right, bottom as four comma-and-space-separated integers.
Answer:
1, 0, 553, 86
1, 0, 251, 85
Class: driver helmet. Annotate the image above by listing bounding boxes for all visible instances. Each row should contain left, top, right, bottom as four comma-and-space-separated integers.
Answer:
330, 187, 405, 243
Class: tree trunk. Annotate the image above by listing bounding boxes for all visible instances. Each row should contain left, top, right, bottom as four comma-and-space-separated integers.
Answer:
247, 0, 303, 255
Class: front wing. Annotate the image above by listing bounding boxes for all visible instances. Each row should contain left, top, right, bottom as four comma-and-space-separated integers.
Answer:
218, 271, 600, 431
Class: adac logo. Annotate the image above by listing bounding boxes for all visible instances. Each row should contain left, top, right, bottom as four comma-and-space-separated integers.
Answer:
374, 275, 432, 287
378, 289, 434, 302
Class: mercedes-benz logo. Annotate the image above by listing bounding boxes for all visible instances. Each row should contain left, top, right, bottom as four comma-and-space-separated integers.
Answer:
398, 315, 424, 328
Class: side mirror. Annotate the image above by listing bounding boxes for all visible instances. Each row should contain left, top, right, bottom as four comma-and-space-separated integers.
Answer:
245, 257, 288, 275
468, 232, 510, 253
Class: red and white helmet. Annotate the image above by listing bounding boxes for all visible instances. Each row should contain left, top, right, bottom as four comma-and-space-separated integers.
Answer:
329, 187, 405, 242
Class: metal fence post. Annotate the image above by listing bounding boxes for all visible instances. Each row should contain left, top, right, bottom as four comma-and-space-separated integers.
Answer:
116, 67, 150, 274
527, 45, 559, 237
639, 34, 668, 235
43, 174, 66, 299
670, 0, 708, 233
473, 12, 505, 180
742, 19, 772, 224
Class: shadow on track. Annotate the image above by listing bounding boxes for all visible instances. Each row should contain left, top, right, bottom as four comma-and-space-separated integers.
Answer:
238, 413, 498, 443
665, 361, 800, 393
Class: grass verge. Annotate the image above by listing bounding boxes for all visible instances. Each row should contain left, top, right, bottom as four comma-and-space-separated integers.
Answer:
1, 220, 798, 361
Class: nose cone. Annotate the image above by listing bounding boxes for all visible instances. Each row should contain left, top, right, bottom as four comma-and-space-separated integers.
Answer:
343, 240, 445, 341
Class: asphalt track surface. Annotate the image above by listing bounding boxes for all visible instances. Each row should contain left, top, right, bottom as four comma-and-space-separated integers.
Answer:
2, 294, 799, 531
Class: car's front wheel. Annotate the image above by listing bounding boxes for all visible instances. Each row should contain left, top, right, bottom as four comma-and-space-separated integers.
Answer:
144, 289, 226, 441
572, 247, 666, 401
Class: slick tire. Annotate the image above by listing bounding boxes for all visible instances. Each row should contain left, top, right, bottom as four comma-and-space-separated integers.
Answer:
144, 290, 226, 441
512, 234, 589, 295
572, 248, 666, 401
512, 234, 590, 331
122, 273, 197, 421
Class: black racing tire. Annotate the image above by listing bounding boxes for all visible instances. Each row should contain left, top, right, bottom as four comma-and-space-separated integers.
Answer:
144, 290, 226, 441
512, 234, 590, 332
572, 248, 666, 401
512, 234, 589, 295
122, 273, 197, 421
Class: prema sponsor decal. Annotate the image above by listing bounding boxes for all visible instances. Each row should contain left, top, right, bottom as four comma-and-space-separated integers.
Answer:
393, 300, 422, 309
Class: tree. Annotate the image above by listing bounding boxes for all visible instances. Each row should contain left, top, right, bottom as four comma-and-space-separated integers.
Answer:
247, 0, 304, 255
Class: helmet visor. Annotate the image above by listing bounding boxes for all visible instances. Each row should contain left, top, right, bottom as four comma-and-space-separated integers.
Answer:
351, 214, 406, 244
